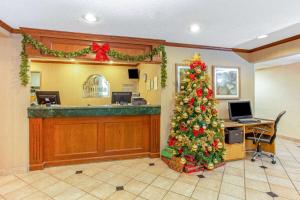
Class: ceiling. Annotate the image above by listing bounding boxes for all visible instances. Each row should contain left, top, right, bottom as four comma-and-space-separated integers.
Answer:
1, 0, 300, 49
255, 53, 300, 69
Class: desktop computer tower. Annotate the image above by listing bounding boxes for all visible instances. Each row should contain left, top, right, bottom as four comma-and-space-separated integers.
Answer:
225, 128, 244, 144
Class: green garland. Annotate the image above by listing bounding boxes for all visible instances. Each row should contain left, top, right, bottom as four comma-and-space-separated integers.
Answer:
20, 34, 167, 87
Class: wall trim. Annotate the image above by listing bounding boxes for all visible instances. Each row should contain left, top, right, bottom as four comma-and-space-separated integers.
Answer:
278, 135, 300, 143
2, 19, 300, 53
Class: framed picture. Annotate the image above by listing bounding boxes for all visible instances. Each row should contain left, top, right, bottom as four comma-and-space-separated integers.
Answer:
212, 66, 240, 99
175, 64, 190, 93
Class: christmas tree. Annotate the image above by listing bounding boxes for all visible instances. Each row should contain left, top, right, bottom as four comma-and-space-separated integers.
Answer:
167, 54, 225, 170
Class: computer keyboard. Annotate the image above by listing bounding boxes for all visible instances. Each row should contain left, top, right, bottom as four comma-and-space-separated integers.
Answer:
237, 119, 260, 124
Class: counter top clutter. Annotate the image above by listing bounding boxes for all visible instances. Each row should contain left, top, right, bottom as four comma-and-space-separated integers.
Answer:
28, 104, 161, 118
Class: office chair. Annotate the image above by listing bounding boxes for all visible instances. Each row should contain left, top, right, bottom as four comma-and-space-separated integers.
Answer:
246, 111, 286, 164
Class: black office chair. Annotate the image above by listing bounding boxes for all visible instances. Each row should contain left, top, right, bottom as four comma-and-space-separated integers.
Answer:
246, 111, 286, 164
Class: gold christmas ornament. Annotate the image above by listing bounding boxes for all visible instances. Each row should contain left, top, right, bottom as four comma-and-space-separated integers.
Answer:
171, 122, 176, 128
180, 85, 185, 90
180, 101, 183, 106
220, 123, 225, 129
200, 76, 205, 81
212, 121, 218, 127
195, 106, 201, 113
193, 124, 200, 131
207, 162, 214, 170
217, 142, 223, 149
188, 88, 192, 92
203, 125, 207, 130
202, 97, 208, 103
195, 67, 202, 74
205, 118, 211, 124
177, 135, 183, 142
180, 157, 187, 164
182, 113, 188, 119
183, 97, 189, 103
213, 158, 219, 164
207, 146, 213, 152
176, 116, 181, 120
193, 83, 197, 88
187, 120, 191, 124
186, 71, 190, 75
176, 106, 182, 112
192, 144, 198, 151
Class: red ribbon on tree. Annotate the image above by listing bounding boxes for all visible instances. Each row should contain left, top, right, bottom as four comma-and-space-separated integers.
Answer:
92, 42, 110, 61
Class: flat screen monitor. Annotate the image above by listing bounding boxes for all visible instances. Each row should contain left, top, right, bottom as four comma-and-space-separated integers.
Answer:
228, 101, 252, 120
128, 69, 139, 79
111, 92, 132, 104
36, 91, 61, 105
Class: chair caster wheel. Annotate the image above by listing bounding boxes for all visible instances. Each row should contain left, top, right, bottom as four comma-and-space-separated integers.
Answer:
251, 158, 255, 162
271, 160, 276, 164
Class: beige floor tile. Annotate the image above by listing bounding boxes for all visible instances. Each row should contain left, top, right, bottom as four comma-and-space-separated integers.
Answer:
92, 161, 114, 169
31, 175, 59, 190
22, 191, 52, 200
163, 191, 189, 200
107, 165, 128, 174
125, 179, 148, 195
77, 193, 99, 200
146, 165, 167, 175
270, 184, 300, 200
226, 160, 244, 169
170, 180, 195, 197
218, 193, 242, 200
0, 179, 27, 195
203, 171, 223, 181
16, 172, 49, 184
197, 179, 221, 192
151, 176, 174, 190
292, 180, 300, 191
107, 174, 131, 187
246, 188, 272, 200
107, 190, 136, 200
3, 185, 37, 199
220, 182, 245, 199
134, 171, 157, 184
245, 178, 270, 193
0, 175, 18, 186
122, 168, 143, 178
288, 172, 300, 182
140, 185, 167, 200
135, 197, 147, 200
93, 170, 116, 182
178, 173, 199, 185
42, 181, 72, 197
132, 163, 150, 171
222, 174, 244, 187
49, 168, 75, 180
224, 166, 244, 177
160, 168, 180, 180
89, 183, 116, 199
267, 175, 294, 188
83, 166, 104, 177
192, 187, 218, 200
265, 168, 289, 179
245, 170, 267, 182
53, 186, 86, 200
65, 174, 102, 192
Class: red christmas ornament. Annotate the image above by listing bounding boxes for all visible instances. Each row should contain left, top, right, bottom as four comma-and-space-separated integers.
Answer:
189, 73, 196, 80
199, 127, 204, 134
168, 137, 176, 147
193, 130, 200, 137
188, 97, 195, 107
204, 150, 209, 156
206, 89, 213, 98
180, 123, 187, 131
196, 89, 203, 97
212, 140, 219, 149
200, 62, 207, 71
92, 42, 110, 61
178, 147, 183, 154
200, 105, 206, 112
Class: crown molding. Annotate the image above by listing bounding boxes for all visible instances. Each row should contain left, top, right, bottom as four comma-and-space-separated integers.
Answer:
1, 19, 300, 53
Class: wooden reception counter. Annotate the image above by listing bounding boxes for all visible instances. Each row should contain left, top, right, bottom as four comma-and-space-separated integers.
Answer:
28, 105, 161, 170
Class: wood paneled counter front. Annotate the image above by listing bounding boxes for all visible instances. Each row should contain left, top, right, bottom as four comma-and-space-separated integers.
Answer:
28, 105, 161, 170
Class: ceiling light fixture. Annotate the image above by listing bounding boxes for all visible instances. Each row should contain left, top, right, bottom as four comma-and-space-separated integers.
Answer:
83, 13, 98, 23
257, 34, 268, 39
190, 24, 200, 33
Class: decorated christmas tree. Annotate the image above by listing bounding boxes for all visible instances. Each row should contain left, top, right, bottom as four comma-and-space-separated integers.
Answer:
165, 54, 225, 171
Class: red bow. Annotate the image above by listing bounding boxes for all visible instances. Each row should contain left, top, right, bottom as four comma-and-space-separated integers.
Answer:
168, 137, 176, 147
92, 42, 110, 61
189, 73, 196, 80
188, 98, 195, 107
196, 89, 203, 97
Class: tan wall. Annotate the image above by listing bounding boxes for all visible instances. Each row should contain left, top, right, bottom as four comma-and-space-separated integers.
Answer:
0, 34, 30, 175
255, 63, 300, 139
138, 64, 161, 105
31, 63, 140, 105
160, 46, 255, 150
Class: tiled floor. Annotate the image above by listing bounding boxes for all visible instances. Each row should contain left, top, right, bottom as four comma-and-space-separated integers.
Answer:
1, 138, 300, 200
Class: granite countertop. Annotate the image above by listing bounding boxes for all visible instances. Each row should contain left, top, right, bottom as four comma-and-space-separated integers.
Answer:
28, 104, 161, 118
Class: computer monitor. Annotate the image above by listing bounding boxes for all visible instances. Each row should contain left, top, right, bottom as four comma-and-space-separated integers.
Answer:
36, 91, 61, 105
128, 69, 139, 79
228, 101, 253, 121
111, 92, 132, 104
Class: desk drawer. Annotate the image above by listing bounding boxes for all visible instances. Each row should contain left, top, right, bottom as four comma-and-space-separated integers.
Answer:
224, 143, 245, 161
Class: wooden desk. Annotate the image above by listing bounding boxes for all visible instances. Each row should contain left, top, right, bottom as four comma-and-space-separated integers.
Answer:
222, 120, 275, 161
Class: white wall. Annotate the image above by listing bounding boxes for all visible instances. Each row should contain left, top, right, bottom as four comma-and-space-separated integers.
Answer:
255, 63, 300, 140
160, 46, 255, 150
0, 34, 30, 175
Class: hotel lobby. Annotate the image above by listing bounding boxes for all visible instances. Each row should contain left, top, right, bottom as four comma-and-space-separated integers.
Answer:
1, 1, 300, 200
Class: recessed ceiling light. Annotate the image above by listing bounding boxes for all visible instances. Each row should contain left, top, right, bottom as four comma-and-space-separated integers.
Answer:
257, 34, 268, 39
190, 24, 200, 33
83, 13, 98, 23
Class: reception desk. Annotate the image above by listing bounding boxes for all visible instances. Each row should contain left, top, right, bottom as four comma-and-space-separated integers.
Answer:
28, 105, 161, 170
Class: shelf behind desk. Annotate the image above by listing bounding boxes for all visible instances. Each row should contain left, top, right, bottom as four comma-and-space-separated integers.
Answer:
222, 120, 275, 161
